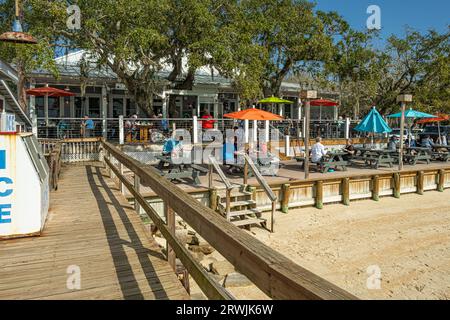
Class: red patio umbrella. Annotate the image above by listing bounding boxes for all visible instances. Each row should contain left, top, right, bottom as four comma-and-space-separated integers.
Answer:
310, 99, 339, 121
26, 86, 76, 97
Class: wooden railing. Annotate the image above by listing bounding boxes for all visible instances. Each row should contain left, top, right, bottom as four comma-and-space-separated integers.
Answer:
39, 139, 62, 191
208, 155, 235, 221
101, 140, 357, 300
241, 153, 278, 232
60, 138, 102, 163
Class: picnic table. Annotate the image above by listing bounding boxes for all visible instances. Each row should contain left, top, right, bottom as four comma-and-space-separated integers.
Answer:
154, 155, 208, 185
352, 148, 398, 169
431, 145, 450, 162
404, 147, 432, 165
296, 150, 349, 173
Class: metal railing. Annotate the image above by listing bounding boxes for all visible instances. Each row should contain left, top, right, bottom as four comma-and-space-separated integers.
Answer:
36, 117, 367, 142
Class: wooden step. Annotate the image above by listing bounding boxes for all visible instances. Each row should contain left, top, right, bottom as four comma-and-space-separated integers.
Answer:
228, 208, 262, 218
217, 190, 253, 198
232, 217, 267, 227
219, 200, 256, 208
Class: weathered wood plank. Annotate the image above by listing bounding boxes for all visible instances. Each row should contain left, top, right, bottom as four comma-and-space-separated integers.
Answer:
0, 164, 188, 300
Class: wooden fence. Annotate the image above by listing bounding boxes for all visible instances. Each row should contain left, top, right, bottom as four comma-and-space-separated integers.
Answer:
101, 140, 357, 300
251, 168, 450, 212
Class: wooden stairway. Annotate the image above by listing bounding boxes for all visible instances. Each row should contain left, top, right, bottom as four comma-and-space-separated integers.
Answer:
215, 185, 267, 230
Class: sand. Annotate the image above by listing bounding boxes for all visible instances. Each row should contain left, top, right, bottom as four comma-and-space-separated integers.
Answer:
231, 190, 450, 300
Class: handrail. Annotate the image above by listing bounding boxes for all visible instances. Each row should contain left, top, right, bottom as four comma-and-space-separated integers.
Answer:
242, 153, 277, 202
208, 155, 233, 190
241, 152, 277, 232
101, 140, 357, 300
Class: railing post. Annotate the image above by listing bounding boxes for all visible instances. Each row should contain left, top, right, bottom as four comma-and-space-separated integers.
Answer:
271, 201, 276, 233
417, 171, 424, 195
372, 175, 380, 201
342, 177, 350, 206
345, 117, 351, 140
281, 184, 290, 214
209, 188, 218, 211
244, 119, 249, 144
225, 188, 231, 221
120, 163, 125, 195
438, 169, 445, 192
244, 158, 249, 185
164, 203, 176, 272
134, 174, 141, 214
193, 116, 198, 144
119, 115, 124, 145
208, 164, 213, 190
265, 120, 270, 142
285, 135, 291, 157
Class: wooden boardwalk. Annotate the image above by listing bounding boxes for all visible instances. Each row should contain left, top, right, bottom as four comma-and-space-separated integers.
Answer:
0, 163, 189, 300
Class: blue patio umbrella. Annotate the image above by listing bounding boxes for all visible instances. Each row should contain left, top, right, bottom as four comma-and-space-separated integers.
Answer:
354, 107, 392, 147
387, 108, 435, 119
388, 108, 435, 143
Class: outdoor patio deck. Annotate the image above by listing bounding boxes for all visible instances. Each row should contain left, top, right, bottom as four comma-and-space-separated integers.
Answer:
0, 163, 189, 300
121, 160, 450, 196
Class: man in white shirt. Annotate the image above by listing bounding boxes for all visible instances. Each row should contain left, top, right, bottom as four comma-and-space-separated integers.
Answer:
311, 137, 327, 170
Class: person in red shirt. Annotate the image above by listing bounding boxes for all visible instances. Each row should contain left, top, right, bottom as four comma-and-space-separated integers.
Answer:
201, 111, 216, 130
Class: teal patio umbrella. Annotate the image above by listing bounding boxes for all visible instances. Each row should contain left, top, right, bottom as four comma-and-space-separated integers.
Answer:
388, 108, 435, 143
355, 107, 392, 147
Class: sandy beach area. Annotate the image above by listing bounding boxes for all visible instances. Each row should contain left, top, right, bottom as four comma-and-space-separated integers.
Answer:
228, 190, 450, 300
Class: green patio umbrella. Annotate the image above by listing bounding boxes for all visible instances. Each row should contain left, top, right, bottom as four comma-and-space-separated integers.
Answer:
258, 96, 293, 115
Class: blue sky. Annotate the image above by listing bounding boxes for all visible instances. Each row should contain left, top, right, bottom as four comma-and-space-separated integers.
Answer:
314, 0, 449, 46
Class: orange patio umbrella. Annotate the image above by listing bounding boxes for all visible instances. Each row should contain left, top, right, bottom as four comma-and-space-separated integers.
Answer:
224, 108, 283, 121
416, 114, 449, 124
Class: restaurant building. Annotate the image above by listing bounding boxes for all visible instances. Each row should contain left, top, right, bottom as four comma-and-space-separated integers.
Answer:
28, 50, 339, 123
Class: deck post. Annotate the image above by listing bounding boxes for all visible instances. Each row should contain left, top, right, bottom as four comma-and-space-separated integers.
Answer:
281, 184, 291, 214
271, 201, 276, 233
134, 174, 141, 214
438, 169, 445, 192
119, 115, 124, 145
164, 203, 176, 272
225, 189, 231, 221
372, 175, 380, 201
208, 164, 213, 190
243, 158, 249, 185
393, 173, 401, 198
342, 177, 350, 206
315, 181, 324, 209
209, 188, 218, 211
417, 171, 424, 195
119, 163, 125, 195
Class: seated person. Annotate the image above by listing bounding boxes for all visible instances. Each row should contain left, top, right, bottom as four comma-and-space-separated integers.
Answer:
343, 139, 356, 161
158, 136, 183, 169
388, 136, 398, 151
311, 137, 327, 171
223, 137, 238, 174
421, 135, 434, 149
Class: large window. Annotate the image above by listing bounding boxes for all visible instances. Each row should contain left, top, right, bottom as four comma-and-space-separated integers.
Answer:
88, 97, 101, 118
126, 99, 137, 117
74, 97, 84, 118
112, 98, 124, 118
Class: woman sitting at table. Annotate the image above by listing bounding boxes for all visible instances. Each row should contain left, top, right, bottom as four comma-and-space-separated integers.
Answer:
311, 137, 327, 171
343, 139, 356, 161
